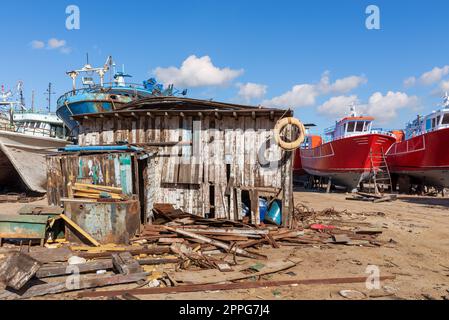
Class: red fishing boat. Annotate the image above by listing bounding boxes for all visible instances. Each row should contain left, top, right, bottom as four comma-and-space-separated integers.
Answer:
293, 125, 322, 176
386, 94, 449, 188
299, 105, 397, 190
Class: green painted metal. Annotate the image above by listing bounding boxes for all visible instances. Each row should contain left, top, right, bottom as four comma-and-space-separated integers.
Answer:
0, 215, 48, 239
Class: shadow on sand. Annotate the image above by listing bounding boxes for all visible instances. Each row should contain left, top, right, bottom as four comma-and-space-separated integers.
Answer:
398, 196, 449, 208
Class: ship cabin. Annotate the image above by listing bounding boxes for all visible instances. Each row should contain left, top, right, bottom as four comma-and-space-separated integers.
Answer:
324, 116, 374, 142
405, 105, 449, 140
13, 113, 67, 139
405, 93, 449, 140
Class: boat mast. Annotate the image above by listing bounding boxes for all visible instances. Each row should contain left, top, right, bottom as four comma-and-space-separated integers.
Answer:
45, 83, 56, 112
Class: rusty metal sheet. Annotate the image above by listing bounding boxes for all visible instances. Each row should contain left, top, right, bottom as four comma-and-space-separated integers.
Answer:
0, 215, 48, 240
63, 200, 140, 245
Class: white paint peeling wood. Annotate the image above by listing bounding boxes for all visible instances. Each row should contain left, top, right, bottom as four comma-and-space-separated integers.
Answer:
78, 114, 293, 223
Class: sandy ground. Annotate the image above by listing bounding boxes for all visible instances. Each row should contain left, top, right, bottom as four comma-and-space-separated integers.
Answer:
1, 192, 448, 300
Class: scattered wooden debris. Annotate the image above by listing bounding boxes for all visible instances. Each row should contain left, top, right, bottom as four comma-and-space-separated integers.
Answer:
0, 272, 148, 300
346, 193, 397, 203
0, 194, 45, 204
112, 252, 143, 275
77, 275, 396, 298
0, 200, 390, 300
0, 252, 42, 290
71, 183, 127, 201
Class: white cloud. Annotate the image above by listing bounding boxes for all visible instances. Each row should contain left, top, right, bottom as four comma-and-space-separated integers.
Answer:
48, 38, 66, 49
237, 82, 267, 102
263, 84, 319, 108
439, 80, 449, 92
420, 66, 449, 85
318, 71, 367, 94
30, 40, 45, 49
318, 91, 419, 124
263, 71, 366, 108
365, 91, 419, 123
405, 65, 449, 87
403, 76, 416, 87
154, 55, 244, 88
30, 38, 70, 54
317, 95, 358, 118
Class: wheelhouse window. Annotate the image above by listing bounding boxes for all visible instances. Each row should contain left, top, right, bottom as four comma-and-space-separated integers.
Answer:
355, 121, 364, 132
442, 113, 449, 125
346, 122, 355, 133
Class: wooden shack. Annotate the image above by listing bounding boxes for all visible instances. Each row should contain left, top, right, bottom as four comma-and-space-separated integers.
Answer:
49, 97, 296, 226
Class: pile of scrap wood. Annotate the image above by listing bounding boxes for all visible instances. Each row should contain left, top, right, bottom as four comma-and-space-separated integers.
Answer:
0, 194, 45, 204
131, 203, 388, 256
0, 203, 392, 300
0, 243, 395, 300
346, 192, 398, 203
66, 183, 128, 201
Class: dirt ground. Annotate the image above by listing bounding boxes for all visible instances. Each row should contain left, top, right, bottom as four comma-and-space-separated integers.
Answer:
1, 191, 448, 300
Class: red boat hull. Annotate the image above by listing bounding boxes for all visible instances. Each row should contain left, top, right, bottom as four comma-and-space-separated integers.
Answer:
300, 134, 396, 190
386, 127, 449, 187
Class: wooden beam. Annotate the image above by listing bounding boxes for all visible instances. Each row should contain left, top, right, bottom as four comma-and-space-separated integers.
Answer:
59, 214, 101, 247
77, 275, 396, 298
0, 272, 148, 300
0, 252, 42, 290
163, 226, 265, 260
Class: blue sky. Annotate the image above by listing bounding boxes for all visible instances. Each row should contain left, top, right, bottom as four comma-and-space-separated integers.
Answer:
1, 0, 449, 133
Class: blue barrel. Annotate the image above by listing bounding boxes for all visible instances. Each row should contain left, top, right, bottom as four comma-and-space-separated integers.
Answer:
241, 203, 250, 217
265, 200, 282, 225
259, 198, 268, 222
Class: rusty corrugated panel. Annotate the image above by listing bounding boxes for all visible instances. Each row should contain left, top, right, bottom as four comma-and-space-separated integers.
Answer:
63, 200, 140, 245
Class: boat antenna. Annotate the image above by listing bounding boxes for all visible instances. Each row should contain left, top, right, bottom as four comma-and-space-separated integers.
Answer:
349, 101, 357, 117
442, 92, 449, 108
31, 90, 35, 113
45, 82, 56, 112
17, 81, 25, 111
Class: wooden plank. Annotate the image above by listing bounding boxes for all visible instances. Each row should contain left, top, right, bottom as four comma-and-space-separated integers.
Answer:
59, 214, 101, 247
36, 260, 113, 278
172, 258, 301, 285
164, 226, 265, 260
77, 275, 396, 298
0, 272, 148, 300
0, 252, 42, 290
112, 252, 143, 275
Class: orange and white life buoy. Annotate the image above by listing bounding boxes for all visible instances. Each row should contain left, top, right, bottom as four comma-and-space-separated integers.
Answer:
274, 117, 306, 151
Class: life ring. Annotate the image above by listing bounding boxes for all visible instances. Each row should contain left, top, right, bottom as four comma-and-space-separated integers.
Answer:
274, 117, 306, 151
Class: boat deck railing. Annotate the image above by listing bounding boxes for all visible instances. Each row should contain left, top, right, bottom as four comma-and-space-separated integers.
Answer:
323, 129, 396, 143
57, 82, 151, 105
0, 123, 15, 132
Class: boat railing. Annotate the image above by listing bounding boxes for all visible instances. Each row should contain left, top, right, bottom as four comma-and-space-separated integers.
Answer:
15, 126, 63, 139
0, 123, 15, 132
324, 125, 335, 135
324, 129, 396, 143
57, 82, 150, 104
370, 128, 397, 138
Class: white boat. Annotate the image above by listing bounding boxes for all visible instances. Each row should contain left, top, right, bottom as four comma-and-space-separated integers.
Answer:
0, 85, 70, 194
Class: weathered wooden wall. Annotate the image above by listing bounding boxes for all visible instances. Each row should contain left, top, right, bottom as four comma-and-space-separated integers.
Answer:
46, 153, 137, 206
74, 114, 293, 225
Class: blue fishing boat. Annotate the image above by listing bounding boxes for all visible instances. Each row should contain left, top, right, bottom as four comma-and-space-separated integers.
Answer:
56, 56, 186, 138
